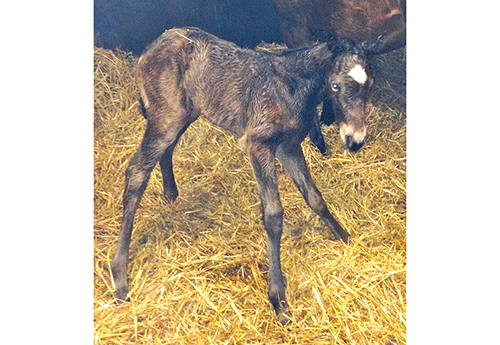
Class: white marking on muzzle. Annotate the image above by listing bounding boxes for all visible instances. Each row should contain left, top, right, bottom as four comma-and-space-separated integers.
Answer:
339, 123, 366, 144
353, 127, 367, 143
339, 123, 354, 141
348, 64, 367, 84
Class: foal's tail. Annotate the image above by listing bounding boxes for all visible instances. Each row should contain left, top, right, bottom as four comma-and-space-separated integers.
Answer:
136, 54, 150, 120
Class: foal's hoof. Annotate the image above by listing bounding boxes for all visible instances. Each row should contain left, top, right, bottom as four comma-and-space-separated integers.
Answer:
310, 139, 328, 155
277, 309, 292, 326
329, 226, 349, 243
114, 288, 130, 303
163, 189, 178, 203
335, 229, 349, 243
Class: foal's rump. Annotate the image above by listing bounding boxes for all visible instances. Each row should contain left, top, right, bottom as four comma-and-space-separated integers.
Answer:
137, 28, 252, 135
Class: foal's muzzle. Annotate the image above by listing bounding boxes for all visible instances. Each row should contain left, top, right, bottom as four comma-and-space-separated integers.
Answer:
340, 123, 366, 153
343, 135, 364, 152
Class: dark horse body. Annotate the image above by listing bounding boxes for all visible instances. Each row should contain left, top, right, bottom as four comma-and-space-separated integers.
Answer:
112, 27, 381, 324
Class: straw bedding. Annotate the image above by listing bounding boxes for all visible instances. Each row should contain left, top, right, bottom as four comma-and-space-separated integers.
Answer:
94, 45, 406, 344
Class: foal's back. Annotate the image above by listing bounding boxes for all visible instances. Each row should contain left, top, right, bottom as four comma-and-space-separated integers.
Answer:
137, 27, 285, 138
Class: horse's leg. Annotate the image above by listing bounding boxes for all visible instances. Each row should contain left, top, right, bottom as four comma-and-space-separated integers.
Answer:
277, 143, 349, 242
112, 108, 194, 300
247, 142, 291, 324
307, 107, 327, 155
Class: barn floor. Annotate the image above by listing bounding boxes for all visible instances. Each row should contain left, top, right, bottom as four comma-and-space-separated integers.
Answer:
94, 46, 406, 344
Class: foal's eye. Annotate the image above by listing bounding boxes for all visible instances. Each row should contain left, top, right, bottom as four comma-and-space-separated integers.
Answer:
331, 83, 340, 92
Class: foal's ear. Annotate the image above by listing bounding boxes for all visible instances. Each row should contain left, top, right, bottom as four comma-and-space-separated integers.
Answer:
327, 31, 340, 54
360, 32, 387, 56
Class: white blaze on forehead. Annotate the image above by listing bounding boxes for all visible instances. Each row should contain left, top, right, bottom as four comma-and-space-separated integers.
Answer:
348, 64, 367, 84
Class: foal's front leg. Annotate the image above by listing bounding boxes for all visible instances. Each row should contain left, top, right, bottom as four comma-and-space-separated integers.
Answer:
307, 108, 327, 155
277, 143, 349, 242
247, 143, 291, 325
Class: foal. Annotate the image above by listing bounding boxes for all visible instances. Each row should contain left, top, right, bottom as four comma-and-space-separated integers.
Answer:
112, 27, 381, 324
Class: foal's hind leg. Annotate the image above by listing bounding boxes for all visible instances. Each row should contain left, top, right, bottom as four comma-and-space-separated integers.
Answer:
111, 114, 192, 300
159, 147, 178, 202
159, 122, 192, 202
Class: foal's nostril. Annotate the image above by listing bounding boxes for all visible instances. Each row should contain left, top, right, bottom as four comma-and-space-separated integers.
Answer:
344, 135, 353, 149
343, 135, 364, 153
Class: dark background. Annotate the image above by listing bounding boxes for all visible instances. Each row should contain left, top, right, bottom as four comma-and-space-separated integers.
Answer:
94, 0, 285, 54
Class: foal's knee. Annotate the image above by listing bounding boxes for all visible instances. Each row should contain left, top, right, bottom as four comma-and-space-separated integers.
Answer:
262, 203, 284, 236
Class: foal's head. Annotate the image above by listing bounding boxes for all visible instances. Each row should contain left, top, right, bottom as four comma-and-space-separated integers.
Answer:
327, 36, 383, 152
